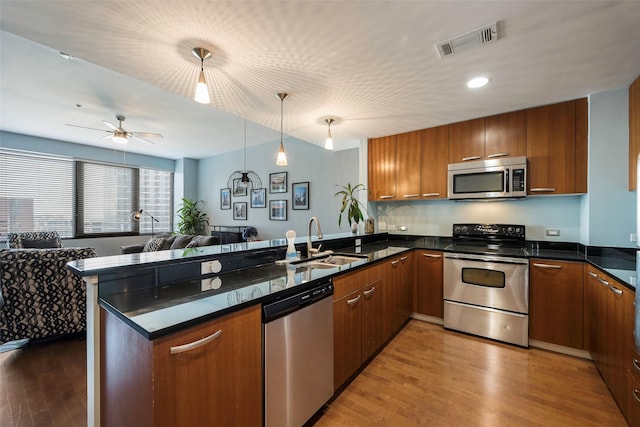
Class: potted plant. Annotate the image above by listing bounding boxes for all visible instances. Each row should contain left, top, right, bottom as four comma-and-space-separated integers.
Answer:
176, 198, 210, 235
335, 182, 370, 233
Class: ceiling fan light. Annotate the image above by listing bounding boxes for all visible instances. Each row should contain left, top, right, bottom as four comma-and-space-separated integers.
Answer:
324, 117, 334, 150
112, 133, 128, 144
276, 141, 288, 166
194, 70, 210, 104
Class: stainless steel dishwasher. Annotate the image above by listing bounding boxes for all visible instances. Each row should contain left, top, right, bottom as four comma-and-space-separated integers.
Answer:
263, 280, 334, 427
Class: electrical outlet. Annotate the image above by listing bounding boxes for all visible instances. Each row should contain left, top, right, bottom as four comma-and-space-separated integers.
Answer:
201, 260, 222, 274
545, 229, 560, 237
201, 277, 222, 291
388, 224, 396, 231
398, 225, 408, 231
630, 233, 637, 242
355, 238, 362, 247
378, 221, 387, 230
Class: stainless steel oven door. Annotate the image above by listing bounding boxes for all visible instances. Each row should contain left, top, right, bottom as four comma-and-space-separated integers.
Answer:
443, 253, 529, 313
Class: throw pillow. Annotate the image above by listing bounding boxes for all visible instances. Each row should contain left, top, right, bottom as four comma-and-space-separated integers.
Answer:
170, 235, 194, 250
184, 241, 198, 249
142, 237, 165, 252
21, 238, 60, 249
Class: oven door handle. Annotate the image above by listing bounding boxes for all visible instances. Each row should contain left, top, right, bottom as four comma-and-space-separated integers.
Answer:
445, 253, 528, 265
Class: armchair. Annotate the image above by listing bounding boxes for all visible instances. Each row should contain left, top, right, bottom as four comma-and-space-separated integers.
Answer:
7, 231, 63, 249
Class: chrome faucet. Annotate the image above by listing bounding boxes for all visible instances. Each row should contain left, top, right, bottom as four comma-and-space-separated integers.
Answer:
307, 216, 324, 256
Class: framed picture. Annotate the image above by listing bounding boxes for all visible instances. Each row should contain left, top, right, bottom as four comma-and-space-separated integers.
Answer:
220, 188, 231, 210
269, 172, 287, 194
292, 182, 309, 210
233, 178, 247, 196
233, 202, 247, 220
269, 200, 287, 221
250, 188, 266, 208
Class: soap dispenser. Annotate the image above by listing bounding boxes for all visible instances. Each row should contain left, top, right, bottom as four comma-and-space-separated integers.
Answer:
285, 229, 298, 261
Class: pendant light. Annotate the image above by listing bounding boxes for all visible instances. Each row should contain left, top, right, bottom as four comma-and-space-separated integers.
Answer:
192, 47, 211, 104
227, 120, 262, 190
324, 118, 334, 150
276, 92, 288, 166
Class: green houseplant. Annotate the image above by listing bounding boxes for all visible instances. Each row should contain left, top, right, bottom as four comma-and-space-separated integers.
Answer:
176, 198, 210, 235
335, 182, 369, 231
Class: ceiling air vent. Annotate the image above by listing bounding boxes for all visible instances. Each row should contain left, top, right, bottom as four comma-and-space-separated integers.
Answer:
436, 21, 499, 58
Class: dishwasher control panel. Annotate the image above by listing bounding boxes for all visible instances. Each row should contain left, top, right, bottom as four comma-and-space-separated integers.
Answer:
263, 281, 333, 323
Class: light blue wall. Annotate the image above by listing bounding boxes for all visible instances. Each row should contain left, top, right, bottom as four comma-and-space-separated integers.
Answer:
198, 138, 360, 241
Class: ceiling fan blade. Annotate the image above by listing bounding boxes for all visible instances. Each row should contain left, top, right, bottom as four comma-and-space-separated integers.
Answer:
133, 135, 157, 144
132, 132, 162, 139
103, 120, 118, 131
65, 123, 111, 133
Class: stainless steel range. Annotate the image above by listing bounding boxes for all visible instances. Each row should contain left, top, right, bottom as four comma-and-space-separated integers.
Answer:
443, 224, 529, 347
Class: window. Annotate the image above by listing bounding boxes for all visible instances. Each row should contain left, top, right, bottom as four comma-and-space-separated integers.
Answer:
0, 150, 173, 239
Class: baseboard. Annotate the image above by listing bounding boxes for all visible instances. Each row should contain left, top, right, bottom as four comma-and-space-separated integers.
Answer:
411, 313, 444, 325
529, 339, 592, 360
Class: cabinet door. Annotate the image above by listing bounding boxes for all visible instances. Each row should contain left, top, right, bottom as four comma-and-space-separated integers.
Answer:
415, 250, 444, 318
153, 305, 262, 427
361, 277, 383, 361
606, 276, 629, 416
382, 258, 402, 340
529, 259, 584, 349
630, 75, 640, 191
527, 100, 582, 194
584, 266, 599, 354
368, 135, 397, 201
484, 110, 526, 159
399, 253, 413, 322
449, 118, 485, 163
333, 290, 363, 391
420, 126, 449, 199
396, 130, 422, 200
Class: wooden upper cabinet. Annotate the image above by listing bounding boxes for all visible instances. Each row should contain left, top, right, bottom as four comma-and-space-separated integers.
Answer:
396, 130, 422, 200
368, 135, 397, 201
420, 126, 448, 199
630, 74, 640, 190
484, 110, 527, 159
526, 98, 587, 194
449, 118, 485, 163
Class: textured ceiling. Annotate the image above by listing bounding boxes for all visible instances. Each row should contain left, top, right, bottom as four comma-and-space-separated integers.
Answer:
1, 1, 640, 160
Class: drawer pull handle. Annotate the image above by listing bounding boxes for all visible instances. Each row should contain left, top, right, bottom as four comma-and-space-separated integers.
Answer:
487, 152, 510, 158
633, 358, 640, 373
400, 256, 408, 263
403, 194, 419, 198
379, 195, 395, 199
422, 253, 442, 258
610, 286, 623, 296
597, 278, 609, 287
588, 271, 598, 278
347, 295, 361, 306
634, 389, 640, 405
533, 263, 562, 269
391, 260, 400, 267
421, 193, 440, 197
170, 329, 222, 355
530, 188, 556, 192
462, 156, 482, 161
363, 287, 376, 297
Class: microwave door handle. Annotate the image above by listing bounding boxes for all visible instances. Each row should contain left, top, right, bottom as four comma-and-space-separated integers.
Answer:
505, 168, 510, 193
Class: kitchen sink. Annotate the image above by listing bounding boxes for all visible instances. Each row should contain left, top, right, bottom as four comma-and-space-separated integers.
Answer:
292, 254, 368, 269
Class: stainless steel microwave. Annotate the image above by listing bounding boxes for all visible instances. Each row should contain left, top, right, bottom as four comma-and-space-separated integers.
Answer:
447, 156, 527, 200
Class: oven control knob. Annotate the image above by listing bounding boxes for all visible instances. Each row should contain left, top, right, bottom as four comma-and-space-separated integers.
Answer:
515, 227, 522, 234
506, 226, 514, 234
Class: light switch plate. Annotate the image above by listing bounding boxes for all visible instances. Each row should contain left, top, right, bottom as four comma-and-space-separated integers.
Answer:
545, 229, 560, 237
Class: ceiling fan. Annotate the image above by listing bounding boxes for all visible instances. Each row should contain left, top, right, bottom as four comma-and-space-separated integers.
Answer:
66, 115, 162, 144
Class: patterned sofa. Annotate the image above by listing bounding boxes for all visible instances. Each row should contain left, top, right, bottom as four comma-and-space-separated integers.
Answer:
0, 245, 97, 344
120, 232, 220, 254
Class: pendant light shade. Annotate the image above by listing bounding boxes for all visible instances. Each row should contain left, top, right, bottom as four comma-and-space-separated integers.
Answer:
276, 92, 288, 166
324, 118, 334, 150
192, 47, 211, 104
227, 120, 262, 190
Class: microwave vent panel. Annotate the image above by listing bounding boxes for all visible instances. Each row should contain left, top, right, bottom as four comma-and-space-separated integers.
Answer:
436, 22, 499, 58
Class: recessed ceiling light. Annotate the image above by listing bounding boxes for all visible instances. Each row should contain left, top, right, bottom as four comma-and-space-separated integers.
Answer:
467, 77, 489, 88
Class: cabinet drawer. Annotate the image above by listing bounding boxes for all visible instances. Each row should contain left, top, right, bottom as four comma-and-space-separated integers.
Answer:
631, 344, 640, 383
629, 373, 640, 426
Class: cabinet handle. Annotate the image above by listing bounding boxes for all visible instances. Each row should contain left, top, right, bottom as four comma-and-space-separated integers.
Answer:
532, 263, 562, 269
422, 253, 442, 258
347, 295, 361, 306
610, 286, 623, 296
403, 194, 419, 198
391, 260, 400, 267
400, 256, 408, 263
379, 195, 395, 199
633, 358, 640, 373
461, 156, 482, 162
421, 193, 440, 197
530, 188, 556, 192
634, 389, 640, 405
588, 271, 598, 278
597, 278, 609, 287
170, 329, 222, 355
487, 152, 510, 158
363, 287, 376, 297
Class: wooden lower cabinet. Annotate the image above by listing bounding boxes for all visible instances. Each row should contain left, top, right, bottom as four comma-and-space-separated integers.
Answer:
415, 250, 443, 318
333, 263, 384, 390
382, 253, 413, 340
101, 305, 262, 427
529, 259, 584, 348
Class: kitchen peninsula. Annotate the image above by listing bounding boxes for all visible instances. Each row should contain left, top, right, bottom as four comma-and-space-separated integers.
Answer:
68, 231, 636, 427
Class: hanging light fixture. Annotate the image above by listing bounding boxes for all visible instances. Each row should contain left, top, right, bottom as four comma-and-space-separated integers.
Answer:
227, 120, 262, 190
276, 92, 288, 166
324, 118, 334, 150
192, 47, 212, 104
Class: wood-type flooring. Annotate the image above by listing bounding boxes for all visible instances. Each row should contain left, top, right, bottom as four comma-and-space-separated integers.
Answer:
0, 321, 627, 426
